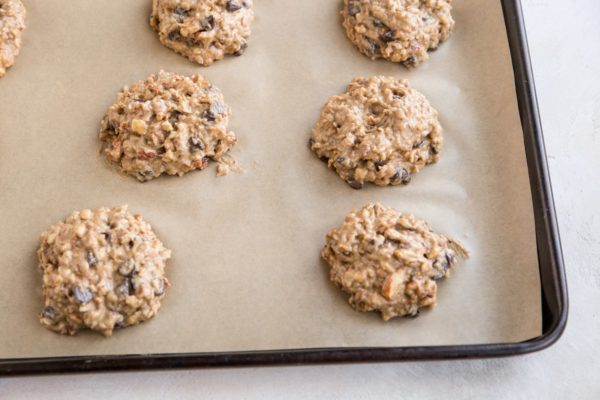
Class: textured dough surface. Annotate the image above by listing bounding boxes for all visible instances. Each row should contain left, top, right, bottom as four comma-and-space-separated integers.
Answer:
99, 70, 238, 182
38, 206, 172, 336
150, 0, 254, 66
0, 0, 25, 77
342, 0, 454, 68
323, 203, 467, 320
310, 76, 443, 189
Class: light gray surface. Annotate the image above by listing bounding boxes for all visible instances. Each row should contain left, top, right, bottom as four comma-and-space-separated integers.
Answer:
1, 0, 599, 398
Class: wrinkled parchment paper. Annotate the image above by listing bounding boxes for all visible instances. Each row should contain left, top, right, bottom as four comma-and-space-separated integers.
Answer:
0, 0, 541, 358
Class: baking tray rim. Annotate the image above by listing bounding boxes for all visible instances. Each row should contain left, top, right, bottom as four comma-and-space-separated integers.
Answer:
0, 0, 568, 376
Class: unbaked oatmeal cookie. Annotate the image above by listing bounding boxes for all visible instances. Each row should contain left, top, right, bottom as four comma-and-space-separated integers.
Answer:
342, 0, 454, 68
0, 0, 26, 77
323, 203, 467, 320
38, 206, 172, 336
150, 0, 254, 66
309, 76, 443, 189
99, 70, 238, 182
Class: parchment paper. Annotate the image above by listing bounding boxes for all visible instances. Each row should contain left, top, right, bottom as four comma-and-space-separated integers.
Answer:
0, 0, 541, 358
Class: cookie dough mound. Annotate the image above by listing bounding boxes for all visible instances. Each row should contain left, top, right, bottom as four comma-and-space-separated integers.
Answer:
99, 70, 238, 182
323, 203, 467, 320
0, 0, 26, 77
310, 76, 442, 189
150, 0, 254, 66
342, 0, 454, 68
38, 206, 172, 336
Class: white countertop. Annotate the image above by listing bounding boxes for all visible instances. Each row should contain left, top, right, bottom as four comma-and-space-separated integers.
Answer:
2, 0, 599, 398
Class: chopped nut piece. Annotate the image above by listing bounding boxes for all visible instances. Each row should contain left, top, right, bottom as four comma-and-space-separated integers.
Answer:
381, 270, 407, 300
131, 119, 147, 134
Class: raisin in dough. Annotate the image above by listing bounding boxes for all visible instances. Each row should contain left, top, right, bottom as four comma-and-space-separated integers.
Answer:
99, 70, 238, 182
0, 0, 25, 77
323, 203, 468, 320
38, 206, 172, 336
150, 0, 254, 66
310, 76, 442, 189
342, 0, 454, 68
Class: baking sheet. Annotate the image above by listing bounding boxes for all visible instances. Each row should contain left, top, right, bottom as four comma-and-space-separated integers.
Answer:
0, 0, 541, 358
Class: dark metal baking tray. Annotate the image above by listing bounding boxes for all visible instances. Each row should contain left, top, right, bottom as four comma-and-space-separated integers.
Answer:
0, 0, 568, 375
